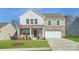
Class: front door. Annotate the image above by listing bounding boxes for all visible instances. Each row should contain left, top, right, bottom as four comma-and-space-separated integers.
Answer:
34, 29, 37, 37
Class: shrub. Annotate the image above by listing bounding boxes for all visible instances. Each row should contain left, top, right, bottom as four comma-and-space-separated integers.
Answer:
28, 37, 32, 40
37, 36, 40, 39
26, 35, 28, 39
10, 36, 16, 40
42, 37, 46, 40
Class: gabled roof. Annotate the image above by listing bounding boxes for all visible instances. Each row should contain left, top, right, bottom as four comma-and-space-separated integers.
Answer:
19, 9, 45, 19
0, 23, 8, 28
19, 9, 65, 19
43, 14, 65, 18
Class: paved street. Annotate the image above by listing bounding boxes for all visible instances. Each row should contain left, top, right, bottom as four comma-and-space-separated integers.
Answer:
47, 38, 79, 51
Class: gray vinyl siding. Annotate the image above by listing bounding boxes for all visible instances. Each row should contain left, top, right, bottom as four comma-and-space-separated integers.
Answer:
65, 16, 79, 36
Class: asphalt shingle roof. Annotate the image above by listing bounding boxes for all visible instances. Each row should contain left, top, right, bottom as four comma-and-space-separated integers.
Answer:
0, 23, 8, 28
43, 14, 65, 18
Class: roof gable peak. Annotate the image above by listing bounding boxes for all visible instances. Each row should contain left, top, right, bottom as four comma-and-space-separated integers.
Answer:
19, 9, 45, 18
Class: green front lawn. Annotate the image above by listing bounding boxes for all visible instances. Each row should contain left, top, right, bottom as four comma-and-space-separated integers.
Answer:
65, 35, 79, 42
0, 40, 49, 49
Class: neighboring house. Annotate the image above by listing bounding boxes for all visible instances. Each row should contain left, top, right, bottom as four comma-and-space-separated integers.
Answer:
0, 23, 16, 40
65, 16, 76, 35
65, 16, 79, 36
18, 9, 65, 39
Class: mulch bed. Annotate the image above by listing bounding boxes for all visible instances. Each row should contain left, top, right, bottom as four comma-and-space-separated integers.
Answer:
12, 42, 24, 48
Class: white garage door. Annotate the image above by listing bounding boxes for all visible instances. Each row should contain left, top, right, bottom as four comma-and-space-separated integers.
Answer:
45, 31, 61, 38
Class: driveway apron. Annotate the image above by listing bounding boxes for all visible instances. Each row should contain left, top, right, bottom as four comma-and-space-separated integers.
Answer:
47, 38, 79, 51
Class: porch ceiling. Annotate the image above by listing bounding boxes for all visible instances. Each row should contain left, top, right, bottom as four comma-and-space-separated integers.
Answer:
20, 25, 44, 29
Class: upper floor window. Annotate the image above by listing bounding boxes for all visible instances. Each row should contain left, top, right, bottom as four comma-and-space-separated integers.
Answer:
31, 19, 33, 24
57, 20, 60, 25
35, 19, 38, 24
48, 20, 51, 25
26, 19, 29, 24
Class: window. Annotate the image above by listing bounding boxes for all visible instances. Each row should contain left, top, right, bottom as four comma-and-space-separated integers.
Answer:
57, 20, 60, 25
26, 19, 29, 24
31, 19, 33, 24
21, 29, 26, 35
35, 19, 38, 24
48, 20, 51, 25
26, 28, 30, 35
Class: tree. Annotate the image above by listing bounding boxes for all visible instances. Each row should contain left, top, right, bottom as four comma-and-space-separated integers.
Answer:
11, 19, 20, 37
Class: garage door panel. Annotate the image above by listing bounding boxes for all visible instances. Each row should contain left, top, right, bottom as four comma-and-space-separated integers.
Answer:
45, 31, 61, 38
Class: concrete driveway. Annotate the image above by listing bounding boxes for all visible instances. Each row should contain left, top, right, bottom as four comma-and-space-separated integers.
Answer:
47, 38, 79, 51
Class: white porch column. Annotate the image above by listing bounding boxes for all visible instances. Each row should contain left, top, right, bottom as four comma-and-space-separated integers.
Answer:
30, 28, 32, 38
42, 27, 45, 38
17, 28, 20, 37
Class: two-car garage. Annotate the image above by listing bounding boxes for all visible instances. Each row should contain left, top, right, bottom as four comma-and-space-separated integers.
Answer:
45, 31, 62, 39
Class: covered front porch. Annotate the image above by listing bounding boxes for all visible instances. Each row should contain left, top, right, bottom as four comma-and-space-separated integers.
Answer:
19, 25, 45, 39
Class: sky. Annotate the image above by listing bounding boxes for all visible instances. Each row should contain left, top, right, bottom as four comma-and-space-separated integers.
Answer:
0, 8, 79, 22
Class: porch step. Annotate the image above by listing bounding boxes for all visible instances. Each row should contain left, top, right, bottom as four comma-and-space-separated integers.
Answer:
33, 38, 37, 40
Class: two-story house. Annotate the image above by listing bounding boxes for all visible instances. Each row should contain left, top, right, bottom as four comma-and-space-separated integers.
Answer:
18, 9, 65, 39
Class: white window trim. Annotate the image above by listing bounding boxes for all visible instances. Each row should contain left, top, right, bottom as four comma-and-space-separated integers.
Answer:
35, 19, 38, 24
26, 19, 29, 24
31, 19, 33, 24
57, 20, 60, 25
48, 20, 52, 25
26, 19, 38, 25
